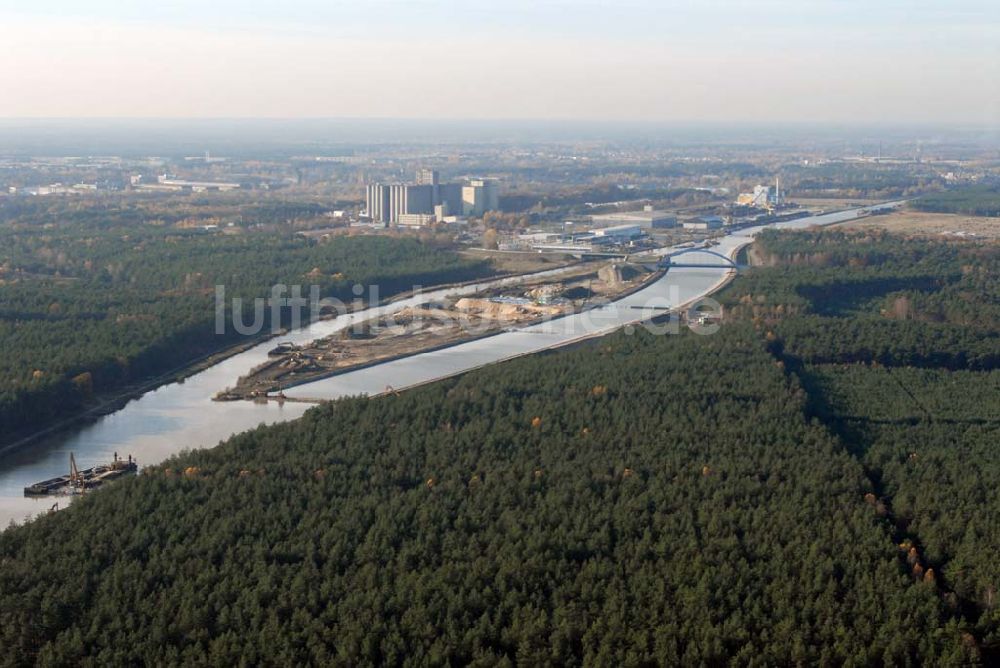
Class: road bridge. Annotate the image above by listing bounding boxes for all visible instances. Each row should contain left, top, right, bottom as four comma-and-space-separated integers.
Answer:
658, 247, 746, 270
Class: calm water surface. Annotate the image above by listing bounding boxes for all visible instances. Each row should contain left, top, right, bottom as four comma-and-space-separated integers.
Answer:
0, 205, 894, 526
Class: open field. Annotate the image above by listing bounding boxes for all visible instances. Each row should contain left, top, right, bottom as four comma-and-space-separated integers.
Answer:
834, 209, 1000, 240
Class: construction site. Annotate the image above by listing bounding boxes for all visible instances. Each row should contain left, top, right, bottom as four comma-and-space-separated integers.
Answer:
215, 261, 659, 401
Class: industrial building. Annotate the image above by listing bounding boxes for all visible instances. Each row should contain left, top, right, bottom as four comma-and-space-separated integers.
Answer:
593, 224, 644, 239
397, 213, 436, 227
736, 179, 782, 210
590, 208, 677, 229
134, 175, 241, 192
462, 179, 499, 217
365, 170, 497, 225
365, 183, 435, 225
683, 216, 724, 231
437, 184, 464, 216
517, 232, 562, 244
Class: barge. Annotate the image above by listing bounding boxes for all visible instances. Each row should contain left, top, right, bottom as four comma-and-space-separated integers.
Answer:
24, 452, 137, 497
267, 342, 300, 357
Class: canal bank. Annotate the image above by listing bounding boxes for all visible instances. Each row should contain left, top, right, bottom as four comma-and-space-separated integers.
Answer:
0, 203, 902, 527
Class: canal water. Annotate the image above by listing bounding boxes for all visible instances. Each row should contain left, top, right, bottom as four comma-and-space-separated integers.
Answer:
0, 206, 891, 526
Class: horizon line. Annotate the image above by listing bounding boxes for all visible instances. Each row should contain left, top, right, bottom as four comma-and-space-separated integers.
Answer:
0, 117, 996, 128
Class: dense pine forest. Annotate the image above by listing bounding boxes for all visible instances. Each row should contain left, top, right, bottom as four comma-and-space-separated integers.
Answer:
0, 224, 996, 664
0, 199, 491, 441
0, 325, 974, 665
0, 231, 1000, 666
910, 184, 1000, 217
722, 227, 1000, 653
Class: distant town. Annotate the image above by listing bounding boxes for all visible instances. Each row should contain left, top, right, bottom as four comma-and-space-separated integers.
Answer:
2, 129, 996, 253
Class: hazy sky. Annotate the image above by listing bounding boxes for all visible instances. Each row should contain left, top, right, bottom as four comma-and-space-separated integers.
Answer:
1, 0, 997, 124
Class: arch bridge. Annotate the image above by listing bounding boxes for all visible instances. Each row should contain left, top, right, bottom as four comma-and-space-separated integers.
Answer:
659, 247, 744, 270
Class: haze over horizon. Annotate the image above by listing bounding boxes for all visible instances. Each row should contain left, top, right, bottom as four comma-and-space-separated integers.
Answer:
1, 0, 998, 126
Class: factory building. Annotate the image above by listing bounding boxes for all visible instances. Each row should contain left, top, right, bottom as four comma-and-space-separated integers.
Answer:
365, 183, 434, 224
397, 213, 437, 227
415, 168, 441, 210
150, 175, 241, 192
736, 179, 782, 209
590, 209, 677, 229
365, 184, 389, 223
438, 183, 464, 217
683, 216, 724, 231
366, 170, 495, 224
397, 184, 434, 216
415, 168, 439, 186
592, 224, 644, 239
462, 179, 499, 217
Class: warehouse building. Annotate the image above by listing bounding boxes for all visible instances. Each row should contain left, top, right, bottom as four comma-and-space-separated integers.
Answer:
682, 216, 724, 231
590, 209, 677, 229
592, 224, 644, 239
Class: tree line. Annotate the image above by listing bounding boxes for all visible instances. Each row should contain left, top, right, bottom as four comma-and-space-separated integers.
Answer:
0, 224, 995, 664
0, 207, 491, 440
911, 185, 1000, 217
0, 326, 973, 665
724, 228, 1000, 652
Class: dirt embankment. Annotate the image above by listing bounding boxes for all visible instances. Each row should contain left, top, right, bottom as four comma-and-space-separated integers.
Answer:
218, 261, 657, 401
